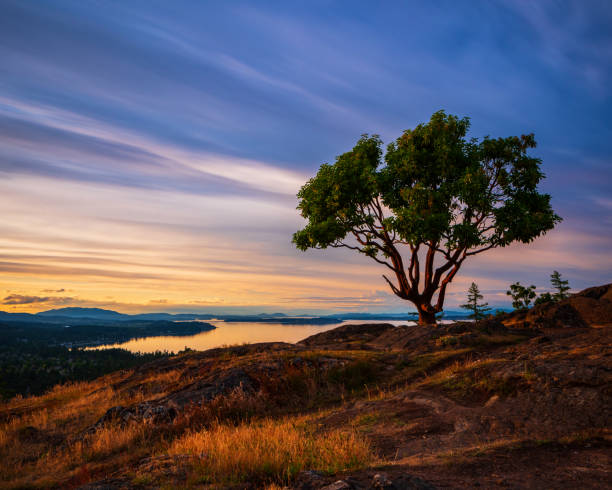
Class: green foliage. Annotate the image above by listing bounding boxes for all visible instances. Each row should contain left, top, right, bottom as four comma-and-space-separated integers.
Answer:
550, 270, 570, 300
534, 271, 570, 305
534, 292, 554, 305
293, 111, 561, 322
506, 282, 537, 310
460, 282, 491, 319
0, 343, 167, 399
0, 321, 170, 398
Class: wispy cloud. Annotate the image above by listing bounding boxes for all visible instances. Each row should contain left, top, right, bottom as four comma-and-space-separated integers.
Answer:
0, 1, 610, 313
2, 294, 73, 305
0, 98, 305, 197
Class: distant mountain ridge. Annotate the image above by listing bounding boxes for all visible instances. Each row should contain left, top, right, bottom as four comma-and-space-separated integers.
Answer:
1, 306, 479, 322
0, 308, 336, 325
36, 307, 128, 319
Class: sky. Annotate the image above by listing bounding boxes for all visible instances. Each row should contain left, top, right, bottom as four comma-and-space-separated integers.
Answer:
1, 0, 611, 314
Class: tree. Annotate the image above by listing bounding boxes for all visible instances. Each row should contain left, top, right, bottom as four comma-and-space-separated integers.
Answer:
460, 282, 491, 320
550, 270, 570, 300
534, 292, 554, 305
292, 111, 561, 324
506, 282, 537, 310
534, 270, 570, 305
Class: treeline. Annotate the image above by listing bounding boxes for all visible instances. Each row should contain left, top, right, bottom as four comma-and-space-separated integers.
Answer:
0, 342, 168, 399
0, 319, 213, 348
0, 322, 179, 399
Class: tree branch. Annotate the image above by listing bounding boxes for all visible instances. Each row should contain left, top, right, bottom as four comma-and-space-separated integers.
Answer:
434, 260, 464, 312
383, 274, 407, 299
465, 243, 497, 256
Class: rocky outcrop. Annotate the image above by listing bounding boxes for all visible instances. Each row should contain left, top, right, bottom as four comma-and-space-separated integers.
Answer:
505, 283, 612, 328
88, 366, 257, 433
298, 323, 396, 349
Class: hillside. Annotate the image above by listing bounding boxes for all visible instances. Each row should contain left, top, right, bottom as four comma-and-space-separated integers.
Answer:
0, 285, 610, 489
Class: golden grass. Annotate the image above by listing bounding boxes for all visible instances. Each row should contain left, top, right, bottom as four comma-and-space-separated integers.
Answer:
0, 341, 538, 487
1, 419, 154, 487
0, 367, 179, 487
419, 357, 503, 386
0, 359, 373, 488
168, 417, 373, 485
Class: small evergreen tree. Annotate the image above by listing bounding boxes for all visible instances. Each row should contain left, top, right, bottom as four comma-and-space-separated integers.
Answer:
506, 282, 537, 310
460, 282, 491, 319
550, 270, 570, 300
534, 271, 571, 305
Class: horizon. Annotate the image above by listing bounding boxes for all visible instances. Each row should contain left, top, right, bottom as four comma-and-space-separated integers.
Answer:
2, 305, 482, 317
1, 1, 611, 314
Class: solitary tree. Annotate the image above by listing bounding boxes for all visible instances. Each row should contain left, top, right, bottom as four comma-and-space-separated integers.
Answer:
293, 111, 561, 324
460, 282, 491, 320
550, 270, 570, 300
506, 282, 537, 310
535, 270, 571, 304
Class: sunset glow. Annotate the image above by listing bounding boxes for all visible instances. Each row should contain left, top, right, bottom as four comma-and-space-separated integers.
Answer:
1, 1, 610, 314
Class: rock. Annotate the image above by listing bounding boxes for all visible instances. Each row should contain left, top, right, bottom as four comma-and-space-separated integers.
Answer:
85, 402, 178, 435
298, 323, 397, 348
367, 325, 432, 350
142, 403, 178, 423
86, 367, 256, 434
372, 473, 392, 488
293, 470, 325, 489
157, 367, 256, 407
320, 481, 352, 490
485, 395, 500, 407
504, 283, 612, 329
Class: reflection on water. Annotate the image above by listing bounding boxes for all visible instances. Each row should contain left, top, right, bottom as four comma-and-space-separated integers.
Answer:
91, 320, 413, 354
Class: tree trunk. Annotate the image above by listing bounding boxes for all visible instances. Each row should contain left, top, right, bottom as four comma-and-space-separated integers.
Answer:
416, 305, 437, 325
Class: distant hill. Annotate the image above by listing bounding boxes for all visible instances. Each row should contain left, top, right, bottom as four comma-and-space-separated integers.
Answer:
36, 307, 128, 320
0, 311, 36, 321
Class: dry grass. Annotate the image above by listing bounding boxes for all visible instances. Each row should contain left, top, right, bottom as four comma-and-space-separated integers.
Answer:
0, 356, 375, 488
169, 417, 373, 485
420, 357, 503, 384
417, 357, 522, 402
1, 331, 560, 487
0, 367, 183, 487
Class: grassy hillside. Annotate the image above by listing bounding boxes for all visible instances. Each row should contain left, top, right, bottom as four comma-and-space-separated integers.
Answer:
0, 285, 610, 489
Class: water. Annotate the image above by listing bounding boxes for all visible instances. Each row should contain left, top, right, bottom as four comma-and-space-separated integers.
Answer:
90, 319, 413, 354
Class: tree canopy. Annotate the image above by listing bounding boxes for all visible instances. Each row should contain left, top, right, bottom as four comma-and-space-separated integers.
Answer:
293, 111, 561, 324
507, 282, 537, 310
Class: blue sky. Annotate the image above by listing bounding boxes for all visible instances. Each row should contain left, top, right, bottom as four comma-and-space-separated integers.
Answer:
0, 0, 611, 313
